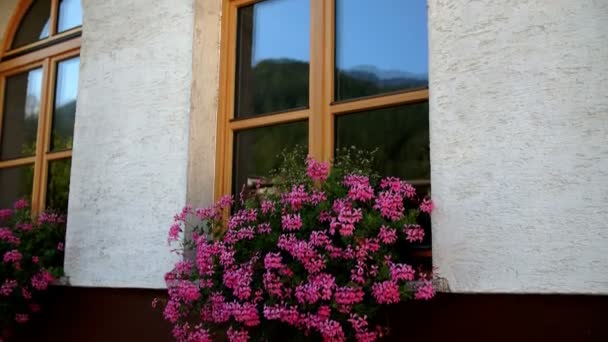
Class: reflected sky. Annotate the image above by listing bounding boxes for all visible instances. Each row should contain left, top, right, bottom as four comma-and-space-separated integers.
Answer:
55, 57, 80, 107
58, 0, 83, 32
251, 0, 309, 65
251, 0, 428, 75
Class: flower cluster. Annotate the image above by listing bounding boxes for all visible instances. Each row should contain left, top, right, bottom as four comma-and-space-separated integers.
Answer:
160, 156, 435, 342
0, 200, 65, 335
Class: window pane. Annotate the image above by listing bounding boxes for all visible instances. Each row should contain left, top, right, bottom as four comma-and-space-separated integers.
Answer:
57, 0, 82, 32
233, 121, 307, 195
335, 102, 430, 180
235, 0, 309, 118
46, 159, 71, 213
11, 0, 51, 49
51, 57, 79, 151
1, 68, 43, 160
335, 0, 428, 102
0, 164, 33, 209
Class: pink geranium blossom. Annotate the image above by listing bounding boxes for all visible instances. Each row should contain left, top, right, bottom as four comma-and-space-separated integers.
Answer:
415, 281, 435, 300
158, 156, 435, 341
306, 156, 329, 182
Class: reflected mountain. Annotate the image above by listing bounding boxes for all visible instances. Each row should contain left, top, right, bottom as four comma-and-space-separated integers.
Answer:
240, 58, 428, 117
336, 64, 428, 101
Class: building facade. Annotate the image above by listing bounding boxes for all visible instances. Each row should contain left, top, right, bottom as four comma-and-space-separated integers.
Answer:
0, 0, 607, 340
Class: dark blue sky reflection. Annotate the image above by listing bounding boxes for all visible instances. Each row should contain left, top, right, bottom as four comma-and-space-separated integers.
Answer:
251, 0, 428, 77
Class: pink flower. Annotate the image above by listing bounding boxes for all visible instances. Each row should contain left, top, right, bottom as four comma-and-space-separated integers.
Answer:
151, 297, 159, 308
317, 305, 331, 320
260, 200, 275, 214
22, 288, 32, 299
227, 326, 249, 342
232, 302, 260, 327
257, 222, 271, 234
344, 175, 374, 202
168, 223, 181, 243
3, 250, 22, 264
29, 303, 40, 313
17, 223, 33, 231
389, 263, 415, 281
263, 252, 283, 270
0, 228, 19, 245
306, 157, 330, 182
281, 214, 302, 231
0, 209, 13, 220
371, 281, 401, 304
163, 300, 182, 323
56, 242, 64, 251
38, 212, 65, 224
281, 185, 309, 210
168, 280, 200, 303
420, 198, 434, 213
13, 199, 29, 209
380, 177, 416, 199
374, 191, 404, 221
31, 270, 54, 290
415, 281, 435, 300
1, 279, 18, 296
188, 326, 212, 342
15, 313, 29, 324
378, 225, 397, 244
334, 286, 365, 311
330, 207, 362, 236
405, 224, 425, 243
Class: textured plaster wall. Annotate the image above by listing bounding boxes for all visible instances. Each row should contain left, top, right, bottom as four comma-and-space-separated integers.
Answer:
187, 0, 222, 209
64, 0, 193, 288
429, 0, 608, 293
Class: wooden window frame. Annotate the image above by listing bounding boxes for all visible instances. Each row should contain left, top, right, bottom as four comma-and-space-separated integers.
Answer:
0, 0, 81, 214
215, 0, 429, 199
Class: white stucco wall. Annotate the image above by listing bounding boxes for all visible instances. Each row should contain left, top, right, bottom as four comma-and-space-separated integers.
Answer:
429, 0, 608, 293
64, 0, 193, 288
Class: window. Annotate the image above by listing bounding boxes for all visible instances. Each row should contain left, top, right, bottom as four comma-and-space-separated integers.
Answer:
0, 0, 82, 214
215, 0, 430, 258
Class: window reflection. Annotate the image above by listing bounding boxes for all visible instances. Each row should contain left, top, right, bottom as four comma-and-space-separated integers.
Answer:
335, 102, 430, 180
46, 159, 71, 213
0, 164, 33, 209
51, 57, 80, 151
57, 0, 83, 32
233, 121, 308, 196
1, 68, 43, 160
11, 0, 51, 48
235, 0, 310, 118
335, 0, 428, 101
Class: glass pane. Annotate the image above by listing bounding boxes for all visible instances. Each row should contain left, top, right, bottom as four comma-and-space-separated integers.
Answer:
57, 0, 83, 32
335, 0, 428, 102
233, 121, 307, 195
1, 68, 43, 160
0, 164, 34, 209
235, 0, 309, 118
51, 57, 79, 151
46, 159, 71, 213
335, 102, 429, 180
11, 0, 51, 49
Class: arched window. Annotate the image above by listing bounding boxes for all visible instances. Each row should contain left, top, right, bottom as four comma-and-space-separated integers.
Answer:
0, 0, 82, 214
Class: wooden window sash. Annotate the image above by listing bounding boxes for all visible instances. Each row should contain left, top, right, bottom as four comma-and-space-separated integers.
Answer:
1, 0, 82, 59
215, 0, 429, 199
0, 0, 80, 214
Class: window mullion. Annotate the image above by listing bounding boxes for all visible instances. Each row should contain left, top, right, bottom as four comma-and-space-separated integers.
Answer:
308, 0, 326, 162
322, 0, 335, 163
31, 57, 52, 213
49, 0, 59, 37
